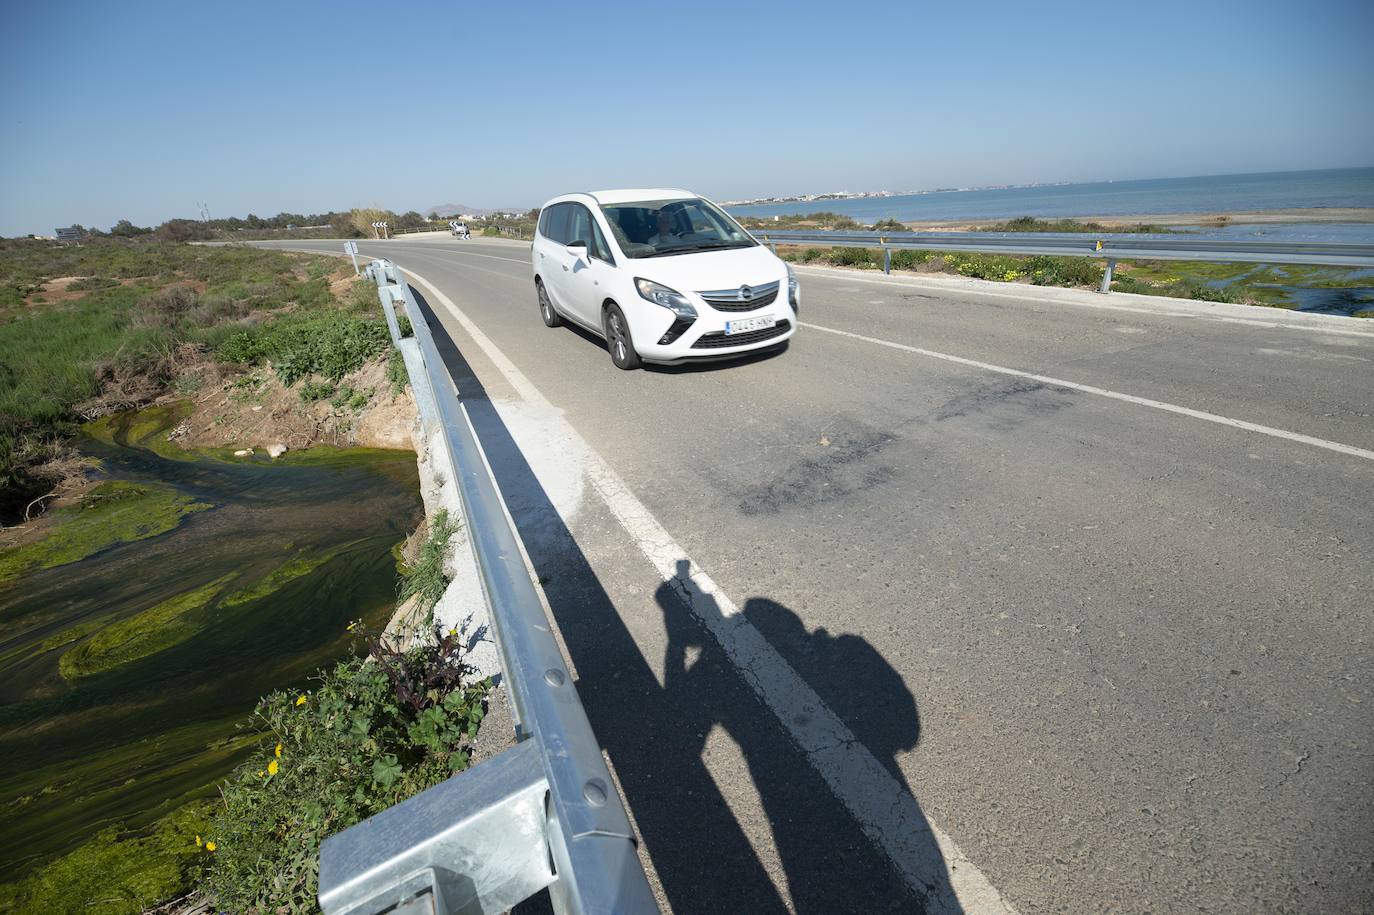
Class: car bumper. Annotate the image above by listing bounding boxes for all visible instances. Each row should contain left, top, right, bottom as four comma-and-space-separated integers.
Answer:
635, 304, 798, 363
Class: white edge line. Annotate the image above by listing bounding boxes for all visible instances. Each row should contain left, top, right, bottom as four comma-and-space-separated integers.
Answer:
794, 264, 1374, 338
800, 320, 1374, 462
401, 266, 1018, 915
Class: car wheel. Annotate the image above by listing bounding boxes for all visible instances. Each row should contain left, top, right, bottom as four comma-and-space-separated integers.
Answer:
537, 280, 561, 327
604, 303, 641, 370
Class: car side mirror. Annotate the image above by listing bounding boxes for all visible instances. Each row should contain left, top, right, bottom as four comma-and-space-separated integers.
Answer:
566, 239, 588, 257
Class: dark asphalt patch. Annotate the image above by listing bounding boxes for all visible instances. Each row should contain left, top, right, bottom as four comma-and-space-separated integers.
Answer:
933, 378, 1076, 432
737, 429, 899, 515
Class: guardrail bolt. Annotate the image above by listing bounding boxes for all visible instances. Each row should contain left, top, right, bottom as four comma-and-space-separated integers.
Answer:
545, 669, 566, 686
583, 779, 608, 806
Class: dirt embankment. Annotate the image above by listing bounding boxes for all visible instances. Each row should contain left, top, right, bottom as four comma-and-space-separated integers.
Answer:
170, 355, 415, 456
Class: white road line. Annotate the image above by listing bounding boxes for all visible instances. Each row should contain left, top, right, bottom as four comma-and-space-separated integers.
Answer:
795, 266, 1374, 339
397, 251, 527, 283
801, 320, 1374, 462
402, 267, 1017, 915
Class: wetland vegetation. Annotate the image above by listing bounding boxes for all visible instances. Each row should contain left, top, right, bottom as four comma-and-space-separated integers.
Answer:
0, 238, 482, 913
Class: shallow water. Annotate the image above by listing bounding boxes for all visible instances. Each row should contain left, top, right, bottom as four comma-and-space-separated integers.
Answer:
0, 420, 422, 876
727, 167, 1374, 234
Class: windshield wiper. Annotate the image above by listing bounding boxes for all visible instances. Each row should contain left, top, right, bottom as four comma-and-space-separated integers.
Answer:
647, 241, 749, 256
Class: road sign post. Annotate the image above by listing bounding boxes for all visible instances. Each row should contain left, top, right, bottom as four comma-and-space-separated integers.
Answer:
345, 240, 360, 274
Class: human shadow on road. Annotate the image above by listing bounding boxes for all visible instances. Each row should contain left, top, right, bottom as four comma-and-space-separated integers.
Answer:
656, 562, 960, 913
411, 284, 954, 913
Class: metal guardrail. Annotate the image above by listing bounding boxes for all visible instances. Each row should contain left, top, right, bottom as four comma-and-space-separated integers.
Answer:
318, 257, 658, 915
749, 229, 1374, 293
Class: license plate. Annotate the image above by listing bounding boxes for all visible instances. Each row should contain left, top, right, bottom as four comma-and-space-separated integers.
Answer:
724, 315, 776, 336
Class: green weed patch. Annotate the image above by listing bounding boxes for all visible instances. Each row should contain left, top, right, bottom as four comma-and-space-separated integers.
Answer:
0, 482, 210, 585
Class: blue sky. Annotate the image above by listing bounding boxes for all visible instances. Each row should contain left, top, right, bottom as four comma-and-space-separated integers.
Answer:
2, 0, 1371, 235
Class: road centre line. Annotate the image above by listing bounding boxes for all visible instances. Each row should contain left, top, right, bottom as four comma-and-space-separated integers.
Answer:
401, 265, 1017, 915
800, 320, 1374, 462
794, 266, 1374, 339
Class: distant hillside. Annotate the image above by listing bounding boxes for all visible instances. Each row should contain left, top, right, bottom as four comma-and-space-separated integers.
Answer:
426, 203, 527, 217
425, 202, 489, 217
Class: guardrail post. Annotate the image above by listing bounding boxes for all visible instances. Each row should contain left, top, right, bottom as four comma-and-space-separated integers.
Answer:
883, 247, 891, 275
1099, 258, 1116, 294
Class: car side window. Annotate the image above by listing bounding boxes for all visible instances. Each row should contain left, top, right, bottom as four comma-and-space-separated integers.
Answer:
543, 204, 570, 244
567, 205, 592, 248
590, 219, 614, 264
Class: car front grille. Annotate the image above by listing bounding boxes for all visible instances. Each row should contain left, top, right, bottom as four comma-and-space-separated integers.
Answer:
697, 281, 780, 312
691, 319, 791, 349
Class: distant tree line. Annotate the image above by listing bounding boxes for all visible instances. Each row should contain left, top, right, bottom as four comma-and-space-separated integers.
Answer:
51, 206, 549, 244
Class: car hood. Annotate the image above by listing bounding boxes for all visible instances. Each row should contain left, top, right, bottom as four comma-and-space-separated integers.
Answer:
630, 245, 785, 293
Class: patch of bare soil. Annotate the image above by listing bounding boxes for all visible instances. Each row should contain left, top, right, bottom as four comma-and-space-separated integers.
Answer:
170, 356, 416, 455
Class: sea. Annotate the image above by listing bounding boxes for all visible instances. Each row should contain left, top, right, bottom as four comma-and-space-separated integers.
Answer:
725, 167, 1374, 244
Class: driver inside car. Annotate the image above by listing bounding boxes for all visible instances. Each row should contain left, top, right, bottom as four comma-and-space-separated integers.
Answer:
647, 209, 680, 246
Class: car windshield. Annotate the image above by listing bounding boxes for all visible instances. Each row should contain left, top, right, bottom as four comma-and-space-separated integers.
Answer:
598, 197, 756, 259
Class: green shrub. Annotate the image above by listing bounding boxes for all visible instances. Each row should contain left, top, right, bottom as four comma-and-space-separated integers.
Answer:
943, 253, 1023, 281
202, 632, 490, 911
298, 379, 336, 403
829, 247, 876, 268
331, 385, 372, 411
222, 316, 391, 385
889, 249, 929, 270
396, 314, 413, 338
216, 331, 260, 365
1022, 255, 1103, 287
482, 226, 500, 237
871, 218, 907, 232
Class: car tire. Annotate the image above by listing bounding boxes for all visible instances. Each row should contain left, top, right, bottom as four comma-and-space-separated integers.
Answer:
537, 280, 561, 327
604, 303, 641, 370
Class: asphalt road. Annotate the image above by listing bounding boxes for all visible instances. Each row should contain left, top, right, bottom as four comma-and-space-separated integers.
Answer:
261, 237, 1373, 913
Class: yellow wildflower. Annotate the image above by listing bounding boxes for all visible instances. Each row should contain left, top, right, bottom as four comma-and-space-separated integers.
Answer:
205, 841, 217, 852
295, 694, 307, 707
268, 759, 279, 776
195, 834, 203, 847
257, 770, 264, 777
274, 743, 282, 758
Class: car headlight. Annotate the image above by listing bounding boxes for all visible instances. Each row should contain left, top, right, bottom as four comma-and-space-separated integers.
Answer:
786, 263, 799, 307
635, 278, 697, 319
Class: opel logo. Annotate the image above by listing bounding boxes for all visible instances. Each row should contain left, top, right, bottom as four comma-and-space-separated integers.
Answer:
739, 285, 753, 301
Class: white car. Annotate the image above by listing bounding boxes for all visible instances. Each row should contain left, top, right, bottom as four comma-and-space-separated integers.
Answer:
531, 189, 799, 369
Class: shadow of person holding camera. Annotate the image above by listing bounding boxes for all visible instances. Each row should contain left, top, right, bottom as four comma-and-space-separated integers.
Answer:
656, 560, 960, 913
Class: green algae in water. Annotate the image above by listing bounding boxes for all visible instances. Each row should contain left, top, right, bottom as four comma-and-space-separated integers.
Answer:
0, 800, 213, 915
220, 543, 353, 608
0, 481, 210, 585
0, 408, 422, 903
59, 574, 237, 679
